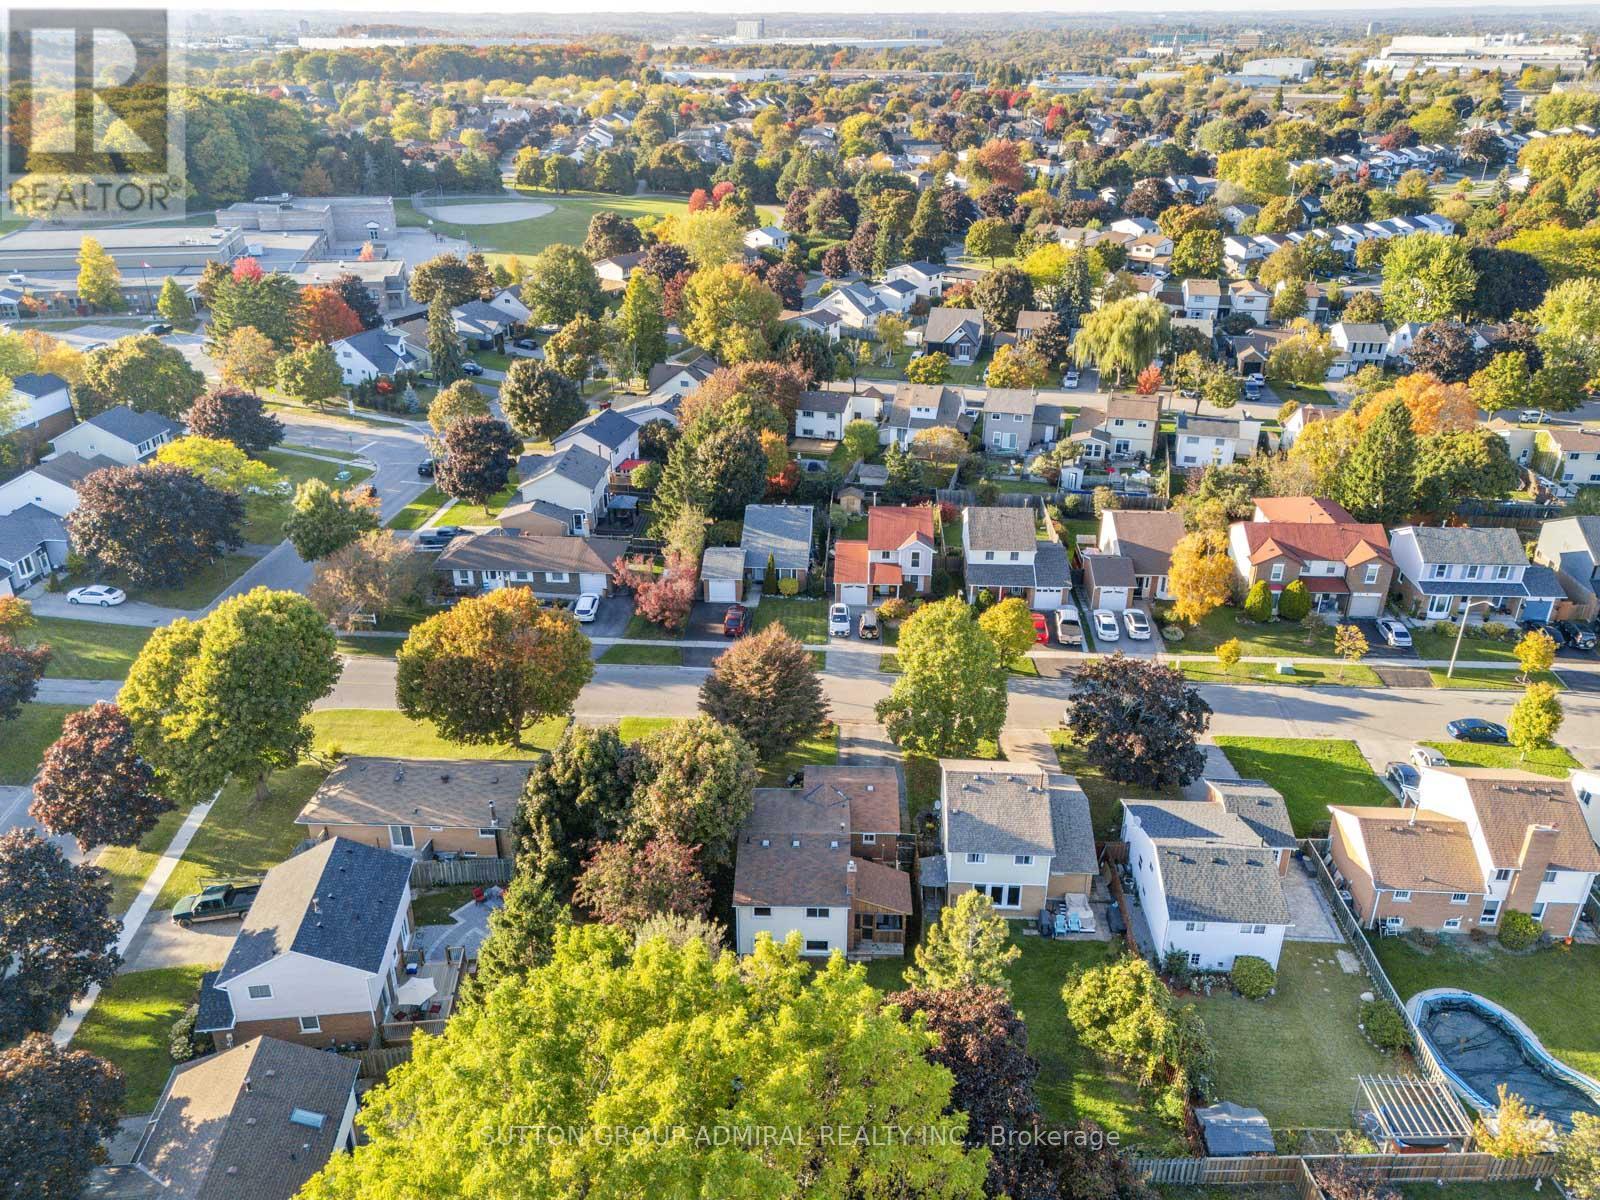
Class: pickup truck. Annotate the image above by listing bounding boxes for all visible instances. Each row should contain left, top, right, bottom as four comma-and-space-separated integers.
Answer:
171, 882, 260, 927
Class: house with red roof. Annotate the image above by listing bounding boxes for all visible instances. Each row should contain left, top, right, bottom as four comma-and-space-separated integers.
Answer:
832, 505, 937, 605
1226, 507, 1395, 619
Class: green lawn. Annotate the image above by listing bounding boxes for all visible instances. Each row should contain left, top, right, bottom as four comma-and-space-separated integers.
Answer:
867, 935, 1183, 1152
1270, 380, 1338, 406
306, 709, 567, 760
757, 724, 839, 786
1213, 737, 1393, 837
280, 443, 364, 463
27, 617, 152, 679
0, 703, 77, 784
1375, 937, 1600, 1084
617, 716, 676, 742
386, 485, 450, 531
73, 964, 218, 1114
1410, 627, 1520, 663
1050, 732, 1180, 841
412, 884, 478, 926
902, 741, 1004, 824
244, 452, 373, 545
1429, 667, 1564, 691
881, 653, 1039, 677
400, 191, 692, 258
1188, 942, 1397, 1129
752, 597, 829, 643
335, 634, 405, 658
1419, 740, 1580, 778
1181, 660, 1384, 688
622, 613, 682, 641
95, 802, 191, 915
437, 478, 519, 527
129, 552, 260, 610
598, 643, 682, 665
1161, 606, 1335, 659
855, 348, 992, 387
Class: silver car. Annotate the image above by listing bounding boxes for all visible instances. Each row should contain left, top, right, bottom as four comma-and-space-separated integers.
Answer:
1122, 609, 1152, 640
1092, 609, 1121, 643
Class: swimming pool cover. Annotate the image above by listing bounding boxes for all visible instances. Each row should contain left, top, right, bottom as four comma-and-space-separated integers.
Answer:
1420, 1000, 1600, 1130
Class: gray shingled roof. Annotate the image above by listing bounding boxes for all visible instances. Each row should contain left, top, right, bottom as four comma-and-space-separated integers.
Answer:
0, 502, 66, 563
518, 444, 609, 491
944, 765, 1094, 872
1033, 541, 1072, 588
436, 530, 628, 575
700, 545, 745, 579
1208, 780, 1297, 850
82, 405, 181, 445
564, 407, 638, 451
296, 756, 530, 831
1124, 800, 1263, 845
1407, 525, 1526, 567
1084, 551, 1136, 590
964, 562, 1039, 588
924, 307, 984, 347
194, 970, 233, 1034
214, 838, 413, 986
1155, 843, 1292, 925
742, 504, 813, 572
10, 371, 68, 398
964, 507, 1036, 553
30, 451, 118, 487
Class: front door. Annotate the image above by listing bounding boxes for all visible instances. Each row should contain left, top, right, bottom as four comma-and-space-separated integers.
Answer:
1426, 593, 1452, 619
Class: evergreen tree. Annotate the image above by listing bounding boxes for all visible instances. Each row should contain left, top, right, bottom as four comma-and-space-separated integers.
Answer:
427, 294, 465, 385
904, 185, 948, 263
1339, 395, 1417, 525
155, 277, 189, 324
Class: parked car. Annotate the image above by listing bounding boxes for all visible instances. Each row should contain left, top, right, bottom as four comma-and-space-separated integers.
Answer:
417, 457, 436, 478
828, 603, 851, 637
66, 585, 126, 607
1122, 609, 1152, 640
1519, 409, 1545, 424
143, 321, 173, 335
1062, 369, 1080, 389
416, 525, 462, 551
722, 605, 750, 637
1092, 609, 1121, 643
171, 881, 260, 927
1446, 717, 1508, 744
513, 337, 538, 351
1410, 744, 1447, 769
1556, 620, 1596, 651
1520, 619, 1567, 648
1031, 612, 1050, 644
461, 361, 486, 376
1384, 762, 1421, 803
1054, 606, 1084, 647
1376, 617, 1412, 649
573, 593, 600, 623
859, 609, 880, 640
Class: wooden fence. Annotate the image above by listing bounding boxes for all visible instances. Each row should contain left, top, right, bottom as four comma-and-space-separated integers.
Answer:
343, 1045, 413, 1079
410, 857, 513, 887
1132, 1151, 1554, 1188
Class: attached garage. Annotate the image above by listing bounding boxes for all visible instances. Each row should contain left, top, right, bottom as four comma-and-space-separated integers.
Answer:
1346, 592, 1383, 618
705, 578, 738, 603
700, 547, 746, 604
1032, 587, 1064, 612
838, 583, 870, 606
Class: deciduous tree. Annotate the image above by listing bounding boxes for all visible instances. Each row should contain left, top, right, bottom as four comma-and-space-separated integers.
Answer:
75, 237, 122, 311
499, 360, 583, 441
275, 343, 343, 408
682, 263, 781, 364
30, 703, 171, 851
184, 388, 283, 453
573, 835, 711, 927
1167, 530, 1235, 624
1073, 298, 1169, 385
283, 479, 380, 561
296, 285, 364, 347
698, 624, 828, 759
1382, 233, 1477, 325
217, 326, 279, 390
0, 1034, 124, 1198
978, 596, 1037, 663
1067, 655, 1211, 788
1516, 628, 1558, 682
307, 531, 425, 629
426, 378, 489, 433
67, 464, 244, 589
626, 717, 758, 870
434, 415, 519, 507
409, 254, 483, 307
520, 244, 604, 326
876, 597, 1007, 756
1509, 681, 1563, 761
75, 335, 205, 419
153, 435, 281, 496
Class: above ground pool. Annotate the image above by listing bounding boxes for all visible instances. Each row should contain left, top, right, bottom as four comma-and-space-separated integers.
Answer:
1409, 989, 1600, 1131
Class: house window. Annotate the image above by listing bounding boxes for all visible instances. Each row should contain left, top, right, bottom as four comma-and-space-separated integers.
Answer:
861, 833, 876, 844
299, 1015, 321, 1033
1494, 868, 1513, 882
1270, 564, 1284, 582
546, 572, 569, 583
1495, 565, 1513, 580
753, 906, 772, 917
805, 940, 829, 953
1014, 854, 1033, 866
805, 907, 831, 919
1250, 924, 1267, 935
1392, 890, 1412, 903
980, 884, 1022, 908
1189, 953, 1202, 966
1480, 900, 1501, 925
1364, 564, 1380, 585
248, 984, 272, 1000
1451, 893, 1469, 904
1443, 918, 1462, 930
985, 552, 995, 562
1465, 565, 1482, 581
1430, 564, 1449, 579
1544, 869, 1558, 884
1531, 902, 1547, 921
1184, 921, 1208, 931
966, 852, 986, 864
1383, 916, 1405, 930
388, 825, 414, 848
478, 828, 498, 839
1009, 551, 1020, 561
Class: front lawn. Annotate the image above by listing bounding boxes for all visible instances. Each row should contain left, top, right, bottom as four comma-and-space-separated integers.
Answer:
28, 616, 153, 679
1429, 667, 1564, 691
1187, 942, 1396, 1130
250, 451, 373, 544
1374, 936, 1600, 1084
128, 553, 259, 610
306, 709, 567, 760
437, 478, 519, 527
1050, 732, 1179, 841
881, 653, 1039, 677
95, 802, 191, 915
1213, 737, 1392, 836
1161, 606, 1333, 659
752, 597, 829, 643
0, 702, 76, 784
1181, 660, 1384, 688
335, 634, 405, 658
1270, 380, 1338, 407
757, 724, 839, 786
386, 485, 450, 531
618, 716, 676, 742
1419, 739, 1579, 778
1409, 627, 1520, 663
622, 613, 682, 641
73, 964, 218, 1114
598, 643, 682, 665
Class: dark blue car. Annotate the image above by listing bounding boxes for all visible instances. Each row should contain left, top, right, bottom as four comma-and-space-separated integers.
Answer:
1445, 718, 1508, 744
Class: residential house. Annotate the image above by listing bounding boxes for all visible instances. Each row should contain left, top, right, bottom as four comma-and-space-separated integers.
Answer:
1251, 497, 1355, 524
961, 506, 1071, 610
1067, 395, 1160, 463
1330, 322, 1390, 376
833, 504, 936, 604
1330, 767, 1600, 937
645, 354, 718, 398
0, 451, 116, 519
1098, 508, 1187, 602
4, 373, 74, 454
1227, 328, 1294, 379
813, 282, 886, 331
1129, 232, 1175, 273
1082, 549, 1136, 611
594, 251, 646, 286
884, 260, 947, 299
1227, 514, 1395, 618
514, 445, 611, 534
294, 756, 530, 860
551, 407, 640, 471
451, 300, 515, 350
194, 838, 416, 1052
742, 504, 813, 586
89, 1036, 359, 1200
1533, 515, 1600, 621
1390, 525, 1564, 622
329, 326, 429, 385
743, 225, 790, 252
881, 383, 969, 449
1173, 411, 1261, 468
487, 286, 532, 325
51, 406, 180, 465
922, 307, 987, 364
1277, 402, 1329, 450
1205, 779, 1298, 874
1013, 310, 1058, 345
920, 761, 1097, 917
1532, 426, 1600, 497
980, 388, 1042, 456
1180, 278, 1222, 322
700, 546, 747, 603
1121, 799, 1293, 971
436, 530, 627, 599
1227, 280, 1271, 326
793, 389, 878, 441
0, 504, 68, 596
783, 306, 845, 343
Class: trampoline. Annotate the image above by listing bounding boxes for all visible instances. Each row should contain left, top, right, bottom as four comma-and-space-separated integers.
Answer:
1410, 989, 1600, 1131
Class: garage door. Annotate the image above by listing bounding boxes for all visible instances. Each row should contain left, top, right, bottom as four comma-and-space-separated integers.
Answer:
706, 578, 737, 603
1032, 588, 1063, 612
839, 584, 869, 606
1522, 599, 1554, 621
1347, 592, 1383, 618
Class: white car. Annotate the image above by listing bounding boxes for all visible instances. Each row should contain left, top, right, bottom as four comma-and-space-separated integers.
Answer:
573, 593, 600, 623
1377, 617, 1412, 649
1062, 369, 1080, 389
1092, 609, 1121, 643
1122, 609, 1152, 640
1519, 409, 1545, 424
828, 603, 852, 637
67, 585, 126, 607
1410, 744, 1448, 770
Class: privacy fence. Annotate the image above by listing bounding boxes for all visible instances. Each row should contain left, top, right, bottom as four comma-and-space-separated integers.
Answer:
1131, 1151, 1554, 1189
409, 857, 514, 888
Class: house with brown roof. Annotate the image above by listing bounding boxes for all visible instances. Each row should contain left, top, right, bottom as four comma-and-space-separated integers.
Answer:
293, 756, 530, 860
832, 505, 937, 605
732, 767, 910, 959
86, 1036, 358, 1200
1226, 513, 1394, 619
1330, 766, 1600, 936
1067, 394, 1159, 463
435, 530, 629, 600
1251, 497, 1354, 524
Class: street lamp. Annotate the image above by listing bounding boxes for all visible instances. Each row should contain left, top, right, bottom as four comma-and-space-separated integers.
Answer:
1446, 598, 1496, 680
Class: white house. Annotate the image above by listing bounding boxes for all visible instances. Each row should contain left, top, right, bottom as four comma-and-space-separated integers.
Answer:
1390, 524, 1565, 623
884, 260, 946, 299
330, 327, 429, 385
50, 406, 180, 465
514, 445, 611, 535
0, 451, 115, 518
1227, 280, 1270, 325
793, 389, 879, 441
1180, 278, 1222, 322
645, 353, 718, 398
1331, 322, 1390, 369
1121, 799, 1292, 971
551, 407, 640, 471
961, 506, 1072, 610
743, 225, 790, 252
487, 286, 532, 325
6, 372, 74, 445
833, 505, 937, 604
1173, 411, 1261, 468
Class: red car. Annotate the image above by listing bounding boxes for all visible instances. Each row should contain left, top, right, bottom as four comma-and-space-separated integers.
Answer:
1031, 612, 1050, 644
722, 604, 750, 637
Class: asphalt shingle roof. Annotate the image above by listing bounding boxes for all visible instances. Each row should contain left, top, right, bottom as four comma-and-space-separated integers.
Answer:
741, 504, 813, 572
1207, 780, 1296, 850
295, 756, 529, 832
964, 507, 1036, 553
0, 502, 66, 563
82, 405, 181, 446
518, 445, 609, 491
1155, 843, 1292, 925
943, 763, 1096, 872
1406, 525, 1526, 567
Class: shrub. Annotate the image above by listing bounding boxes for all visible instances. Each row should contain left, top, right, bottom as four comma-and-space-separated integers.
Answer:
878, 597, 911, 622
1163, 948, 1192, 986
1243, 580, 1274, 622
1230, 955, 1276, 999
1434, 619, 1461, 641
1359, 999, 1410, 1052
1482, 621, 1514, 641
1277, 579, 1311, 622
706, 519, 742, 546
170, 1004, 202, 1063
1216, 637, 1243, 669
777, 577, 800, 597
1498, 909, 1543, 950
630, 462, 662, 489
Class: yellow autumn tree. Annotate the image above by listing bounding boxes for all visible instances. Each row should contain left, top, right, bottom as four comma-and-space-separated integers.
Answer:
1167, 530, 1236, 624
1357, 372, 1478, 436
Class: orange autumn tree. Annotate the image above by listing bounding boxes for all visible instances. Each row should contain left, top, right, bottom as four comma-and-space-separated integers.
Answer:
1356, 372, 1478, 436
296, 286, 364, 347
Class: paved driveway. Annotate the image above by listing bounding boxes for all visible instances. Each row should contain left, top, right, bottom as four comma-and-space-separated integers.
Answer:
123, 907, 240, 972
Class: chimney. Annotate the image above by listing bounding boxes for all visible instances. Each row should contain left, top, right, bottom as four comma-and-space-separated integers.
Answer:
243, 1078, 252, 1094
311, 897, 321, 915
1506, 824, 1562, 913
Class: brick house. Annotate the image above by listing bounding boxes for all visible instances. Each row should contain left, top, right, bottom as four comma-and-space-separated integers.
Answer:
1226, 513, 1395, 619
833, 505, 936, 604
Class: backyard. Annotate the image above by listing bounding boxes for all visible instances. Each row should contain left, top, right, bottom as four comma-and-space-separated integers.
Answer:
1187, 942, 1397, 1130
1213, 737, 1394, 836
72, 963, 218, 1114
27, 616, 154, 679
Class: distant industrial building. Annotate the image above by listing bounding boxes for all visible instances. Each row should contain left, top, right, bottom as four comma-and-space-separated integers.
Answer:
1366, 34, 1590, 77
